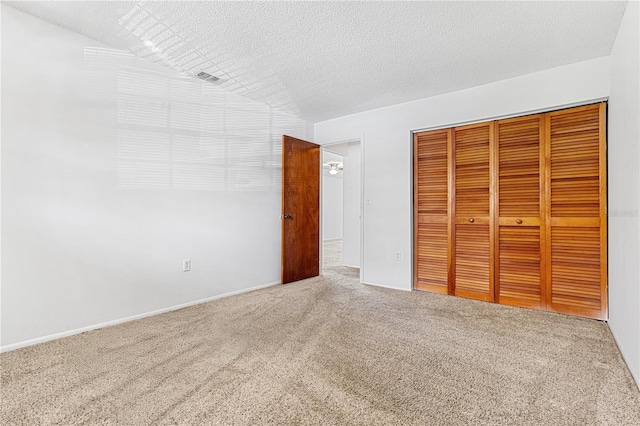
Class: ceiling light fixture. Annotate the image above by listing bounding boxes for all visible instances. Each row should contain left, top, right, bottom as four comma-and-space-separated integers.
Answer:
323, 161, 343, 175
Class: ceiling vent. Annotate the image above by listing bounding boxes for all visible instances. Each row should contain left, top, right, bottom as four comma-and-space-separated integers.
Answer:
195, 71, 224, 85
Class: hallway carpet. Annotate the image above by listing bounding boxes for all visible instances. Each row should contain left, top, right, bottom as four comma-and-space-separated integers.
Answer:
1, 241, 639, 425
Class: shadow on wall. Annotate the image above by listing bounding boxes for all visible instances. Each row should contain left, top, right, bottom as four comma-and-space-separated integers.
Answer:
84, 47, 308, 191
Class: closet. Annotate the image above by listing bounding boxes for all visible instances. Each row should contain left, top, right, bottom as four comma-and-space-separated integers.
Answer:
413, 102, 607, 320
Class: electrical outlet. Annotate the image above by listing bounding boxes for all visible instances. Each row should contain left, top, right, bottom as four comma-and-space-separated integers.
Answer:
395, 251, 401, 261
183, 259, 191, 272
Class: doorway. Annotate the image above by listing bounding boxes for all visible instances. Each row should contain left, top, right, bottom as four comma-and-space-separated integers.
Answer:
321, 140, 363, 281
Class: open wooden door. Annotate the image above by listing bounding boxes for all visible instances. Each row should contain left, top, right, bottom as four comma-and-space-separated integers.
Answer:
281, 135, 320, 284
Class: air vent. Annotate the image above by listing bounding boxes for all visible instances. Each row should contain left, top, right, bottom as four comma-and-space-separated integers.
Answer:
195, 71, 224, 84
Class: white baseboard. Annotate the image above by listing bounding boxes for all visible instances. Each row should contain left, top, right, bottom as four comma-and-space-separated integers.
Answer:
0, 281, 280, 354
362, 281, 412, 292
322, 238, 343, 242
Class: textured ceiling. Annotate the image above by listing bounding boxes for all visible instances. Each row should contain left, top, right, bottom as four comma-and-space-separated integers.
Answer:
5, 1, 628, 122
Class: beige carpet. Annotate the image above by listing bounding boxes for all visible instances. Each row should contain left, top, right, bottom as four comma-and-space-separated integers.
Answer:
1, 240, 639, 425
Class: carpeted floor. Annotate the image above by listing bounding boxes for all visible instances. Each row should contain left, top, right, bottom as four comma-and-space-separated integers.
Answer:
1, 240, 639, 425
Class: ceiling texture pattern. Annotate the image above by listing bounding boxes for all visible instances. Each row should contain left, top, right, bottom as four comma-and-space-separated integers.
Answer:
6, 1, 628, 122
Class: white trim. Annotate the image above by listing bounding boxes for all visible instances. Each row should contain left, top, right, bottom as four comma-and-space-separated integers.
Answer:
359, 133, 365, 284
322, 238, 343, 242
0, 281, 280, 354
410, 129, 415, 291
411, 98, 609, 134
362, 281, 411, 292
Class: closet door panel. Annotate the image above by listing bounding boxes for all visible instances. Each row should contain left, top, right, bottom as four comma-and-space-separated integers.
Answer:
416, 221, 448, 293
549, 108, 601, 217
453, 123, 494, 301
416, 130, 448, 215
414, 129, 451, 294
546, 103, 607, 319
495, 115, 545, 309
455, 223, 491, 301
498, 226, 542, 308
497, 116, 541, 217
550, 226, 601, 311
454, 125, 490, 216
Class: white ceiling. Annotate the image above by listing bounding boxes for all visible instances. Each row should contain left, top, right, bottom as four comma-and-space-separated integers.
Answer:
6, 1, 628, 123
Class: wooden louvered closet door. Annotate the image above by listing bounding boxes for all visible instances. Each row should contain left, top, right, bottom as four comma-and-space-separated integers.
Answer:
414, 129, 451, 294
495, 115, 545, 309
413, 102, 607, 320
546, 103, 607, 319
452, 122, 494, 302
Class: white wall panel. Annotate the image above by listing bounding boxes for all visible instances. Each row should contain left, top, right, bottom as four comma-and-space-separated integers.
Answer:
608, 1, 640, 389
0, 5, 311, 349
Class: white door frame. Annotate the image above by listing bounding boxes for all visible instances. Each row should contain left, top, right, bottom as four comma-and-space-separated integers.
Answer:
320, 137, 365, 283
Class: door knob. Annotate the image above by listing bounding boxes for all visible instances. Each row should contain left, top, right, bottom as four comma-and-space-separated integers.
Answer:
281, 214, 293, 220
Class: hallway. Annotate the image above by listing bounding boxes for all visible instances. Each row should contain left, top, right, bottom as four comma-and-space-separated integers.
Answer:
322, 239, 359, 280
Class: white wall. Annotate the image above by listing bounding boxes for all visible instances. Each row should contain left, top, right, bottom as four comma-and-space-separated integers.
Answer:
342, 142, 361, 268
0, 5, 311, 350
608, 1, 640, 389
315, 56, 610, 291
322, 151, 344, 241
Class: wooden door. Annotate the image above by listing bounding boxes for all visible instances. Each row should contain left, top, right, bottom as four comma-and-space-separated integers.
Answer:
495, 115, 545, 309
414, 129, 451, 294
545, 103, 607, 319
281, 135, 320, 284
453, 122, 495, 301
